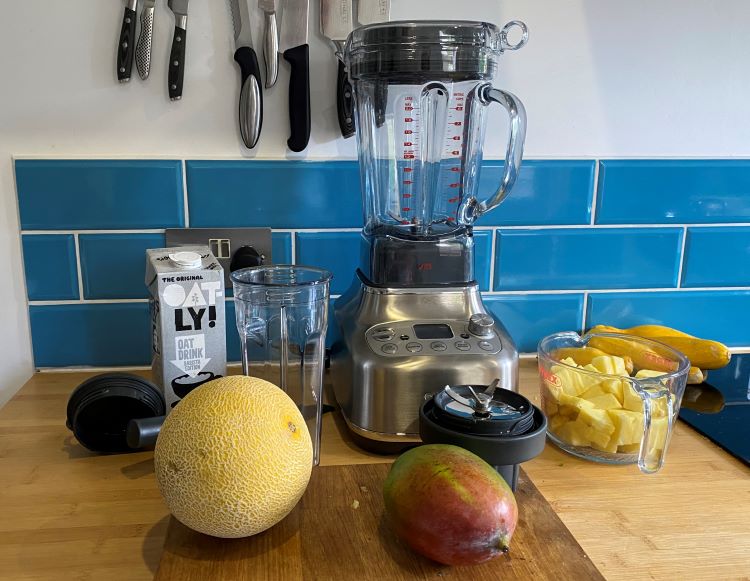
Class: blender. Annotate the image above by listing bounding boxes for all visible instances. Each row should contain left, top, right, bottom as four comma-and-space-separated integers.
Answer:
331, 20, 529, 451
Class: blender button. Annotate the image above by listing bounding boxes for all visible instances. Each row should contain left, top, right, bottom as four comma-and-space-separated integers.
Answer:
460, 333, 470, 339
381, 343, 398, 354
400, 334, 410, 341
406, 342, 423, 353
478, 341, 495, 352
430, 341, 447, 352
455, 341, 471, 351
372, 329, 395, 341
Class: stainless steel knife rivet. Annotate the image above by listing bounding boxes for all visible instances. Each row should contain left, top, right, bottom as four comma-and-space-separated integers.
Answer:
126, 17, 131, 23
120, 67, 126, 73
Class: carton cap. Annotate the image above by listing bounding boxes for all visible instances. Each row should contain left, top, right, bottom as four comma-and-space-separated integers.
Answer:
168, 251, 203, 269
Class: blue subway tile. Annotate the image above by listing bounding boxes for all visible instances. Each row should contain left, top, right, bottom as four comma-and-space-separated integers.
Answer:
494, 227, 683, 290
79, 234, 166, 299
477, 160, 595, 226
295, 231, 360, 295
16, 160, 184, 230
596, 160, 750, 224
473, 230, 492, 291
22, 235, 79, 301
187, 161, 362, 229
682, 227, 750, 288
271, 232, 293, 264
587, 291, 750, 347
29, 303, 151, 367
484, 294, 584, 353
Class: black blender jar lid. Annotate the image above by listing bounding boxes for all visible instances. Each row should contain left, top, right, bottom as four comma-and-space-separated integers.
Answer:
431, 380, 535, 436
66, 373, 165, 453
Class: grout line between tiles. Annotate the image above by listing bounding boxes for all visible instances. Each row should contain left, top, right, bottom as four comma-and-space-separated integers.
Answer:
291, 232, 297, 264
181, 160, 190, 228
28, 286, 750, 307
581, 291, 589, 332
676, 226, 688, 288
590, 161, 600, 225
488, 228, 498, 291
19, 223, 750, 236
73, 234, 85, 301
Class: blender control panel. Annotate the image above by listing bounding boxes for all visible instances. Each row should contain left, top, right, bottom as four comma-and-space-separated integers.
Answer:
366, 321, 502, 357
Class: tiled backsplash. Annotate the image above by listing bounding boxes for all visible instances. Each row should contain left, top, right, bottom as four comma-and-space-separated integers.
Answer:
15, 159, 750, 368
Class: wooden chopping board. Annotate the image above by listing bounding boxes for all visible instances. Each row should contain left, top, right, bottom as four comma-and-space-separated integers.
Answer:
155, 463, 602, 580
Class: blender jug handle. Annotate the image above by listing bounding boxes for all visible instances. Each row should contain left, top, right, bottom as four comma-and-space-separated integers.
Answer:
461, 86, 527, 222
628, 377, 675, 474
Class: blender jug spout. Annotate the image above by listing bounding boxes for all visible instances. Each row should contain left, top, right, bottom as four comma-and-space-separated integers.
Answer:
458, 85, 527, 224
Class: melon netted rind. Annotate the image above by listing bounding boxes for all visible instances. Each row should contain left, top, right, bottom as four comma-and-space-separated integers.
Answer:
154, 376, 313, 538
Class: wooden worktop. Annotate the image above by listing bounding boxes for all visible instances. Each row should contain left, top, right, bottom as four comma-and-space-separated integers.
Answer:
0, 364, 748, 580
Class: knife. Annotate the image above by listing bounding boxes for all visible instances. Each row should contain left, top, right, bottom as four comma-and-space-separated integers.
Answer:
258, 0, 279, 88
229, 0, 263, 148
280, 0, 311, 152
357, 0, 390, 126
135, 0, 155, 80
357, 0, 389, 25
116, 0, 138, 82
321, 0, 355, 138
167, 0, 189, 100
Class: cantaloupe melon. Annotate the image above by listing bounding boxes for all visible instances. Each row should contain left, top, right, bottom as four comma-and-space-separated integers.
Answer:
154, 376, 313, 538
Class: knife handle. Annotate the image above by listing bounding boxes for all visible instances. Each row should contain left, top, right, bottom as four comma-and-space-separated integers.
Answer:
136, 4, 155, 80
337, 61, 355, 139
116, 6, 137, 82
168, 22, 187, 100
263, 12, 279, 88
234, 46, 264, 149
283, 44, 311, 152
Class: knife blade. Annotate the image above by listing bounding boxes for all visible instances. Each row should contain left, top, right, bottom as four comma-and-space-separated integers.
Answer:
321, 0, 355, 138
229, 0, 263, 148
258, 0, 279, 88
357, 0, 390, 25
280, 0, 311, 152
167, 0, 189, 100
135, 0, 155, 80
116, 0, 138, 82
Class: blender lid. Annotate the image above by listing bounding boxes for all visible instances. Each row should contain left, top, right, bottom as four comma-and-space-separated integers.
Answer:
431, 381, 535, 436
345, 20, 528, 78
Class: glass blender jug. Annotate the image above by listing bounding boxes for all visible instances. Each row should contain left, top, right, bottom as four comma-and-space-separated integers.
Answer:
344, 20, 528, 286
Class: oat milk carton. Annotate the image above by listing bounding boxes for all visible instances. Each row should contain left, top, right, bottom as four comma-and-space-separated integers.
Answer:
146, 246, 226, 409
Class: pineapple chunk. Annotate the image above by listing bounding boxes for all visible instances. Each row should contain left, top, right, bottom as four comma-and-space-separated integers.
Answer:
607, 409, 644, 446
622, 382, 644, 412
591, 433, 619, 453
580, 383, 607, 400
587, 393, 622, 410
576, 407, 615, 449
591, 355, 629, 377
618, 443, 640, 454
549, 413, 568, 432
646, 416, 669, 457
635, 369, 665, 380
560, 357, 579, 367
601, 377, 625, 404
556, 421, 590, 447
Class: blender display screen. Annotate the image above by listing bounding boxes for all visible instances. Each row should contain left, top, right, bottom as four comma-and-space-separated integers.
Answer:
414, 324, 454, 340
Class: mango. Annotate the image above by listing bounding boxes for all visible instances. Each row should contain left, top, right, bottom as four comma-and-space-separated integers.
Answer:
383, 444, 517, 566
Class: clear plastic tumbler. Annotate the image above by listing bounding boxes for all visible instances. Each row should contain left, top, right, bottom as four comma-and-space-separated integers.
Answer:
232, 266, 332, 465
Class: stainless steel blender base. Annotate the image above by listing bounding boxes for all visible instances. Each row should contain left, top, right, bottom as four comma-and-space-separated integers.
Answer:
331, 273, 519, 445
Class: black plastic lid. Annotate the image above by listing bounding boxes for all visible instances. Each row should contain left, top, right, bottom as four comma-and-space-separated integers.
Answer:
66, 373, 165, 453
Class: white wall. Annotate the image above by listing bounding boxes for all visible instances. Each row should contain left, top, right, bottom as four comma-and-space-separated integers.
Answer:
1, 0, 749, 404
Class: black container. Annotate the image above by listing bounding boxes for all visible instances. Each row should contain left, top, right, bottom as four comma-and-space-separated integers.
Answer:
66, 373, 166, 453
420, 384, 547, 490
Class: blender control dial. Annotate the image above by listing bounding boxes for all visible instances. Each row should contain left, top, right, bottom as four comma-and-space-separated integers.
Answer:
468, 314, 494, 337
